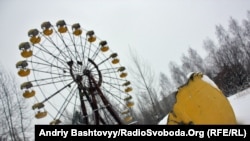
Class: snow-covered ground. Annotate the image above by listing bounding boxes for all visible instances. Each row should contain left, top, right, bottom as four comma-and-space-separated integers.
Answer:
228, 87, 250, 124
158, 87, 250, 125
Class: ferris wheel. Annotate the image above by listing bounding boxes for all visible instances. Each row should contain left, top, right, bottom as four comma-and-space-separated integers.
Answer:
15, 20, 135, 125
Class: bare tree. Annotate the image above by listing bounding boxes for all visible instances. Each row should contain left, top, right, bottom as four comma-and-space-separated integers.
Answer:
159, 72, 174, 98
158, 72, 176, 120
202, 38, 219, 77
210, 16, 250, 95
242, 11, 250, 76
0, 64, 33, 141
181, 47, 205, 74
135, 91, 157, 124
127, 48, 162, 123
168, 61, 187, 87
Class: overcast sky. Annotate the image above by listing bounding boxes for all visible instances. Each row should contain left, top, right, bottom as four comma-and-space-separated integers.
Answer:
1, 0, 250, 125
1, 0, 250, 76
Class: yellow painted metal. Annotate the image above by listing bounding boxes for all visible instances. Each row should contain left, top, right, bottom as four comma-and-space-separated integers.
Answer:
43, 29, 53, 36
88, 36, 96, 42
73, 29, 82, 36
35, 111, 47, 119
18, 69, 30, 77
125, 87, 132, 93
30, 36, 41, 44
23, 90, 35, 98
126, 101, 134, 108
50, 119, 61, 125
100, 46, 109, 52
21, 50, 33, 58
112, 58, 119, 64
124, 116, 133, 122
167, 73, 237, 125
120, 72, 127, 78
58, 26, 68, 33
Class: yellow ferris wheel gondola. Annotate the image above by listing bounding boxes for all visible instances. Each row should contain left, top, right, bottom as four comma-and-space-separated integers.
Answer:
41, 21, 53, 36
19, 42, 33, 58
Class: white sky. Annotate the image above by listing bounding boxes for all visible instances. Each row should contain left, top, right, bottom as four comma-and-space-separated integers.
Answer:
1, 0, 250, 125
1, 0, 250, 76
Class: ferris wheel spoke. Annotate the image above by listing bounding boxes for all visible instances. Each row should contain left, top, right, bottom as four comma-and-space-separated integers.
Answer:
32, 53, 69, 70
101, 108, 118, 123
89, 66, 115, 74
40, 80, 75, 103
40, 83, 78, 122
50, 25, 74, 56
85, 44, 93, 69
79, 37, 87, 67
98, 66, 121, 72
89, 45, 102, 63
101, 82, 132, 105
28, 75, 70, 83
30, 77, 72, 88
42, 39, 73, 63
31, 68, 70, 77
96, 57, 111, 67
28, 60, 68, 72
34, 43, 69, 64
57, 33, 78, 61
99, 69, 119, 76
54, 85, 78, 120
67, 31, 83, 62
101, 74, 127, 82
37, 36, 72, 62
102, 81, 123, 88
98, 109, 111, 124
101, 83, 126, 98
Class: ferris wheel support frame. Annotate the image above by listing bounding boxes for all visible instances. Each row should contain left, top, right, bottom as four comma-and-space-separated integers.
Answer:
68, 58, 124, 125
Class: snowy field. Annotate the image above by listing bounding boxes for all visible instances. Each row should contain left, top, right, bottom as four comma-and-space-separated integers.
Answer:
228, 87, 250, 124
158, 87, 250, 125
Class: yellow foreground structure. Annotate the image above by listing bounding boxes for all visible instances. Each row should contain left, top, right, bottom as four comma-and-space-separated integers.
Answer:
167, 72, 237, 125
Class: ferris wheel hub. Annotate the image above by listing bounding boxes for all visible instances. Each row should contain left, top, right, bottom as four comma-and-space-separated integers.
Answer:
83, 69, 91, 76
75, 75, 83, 83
